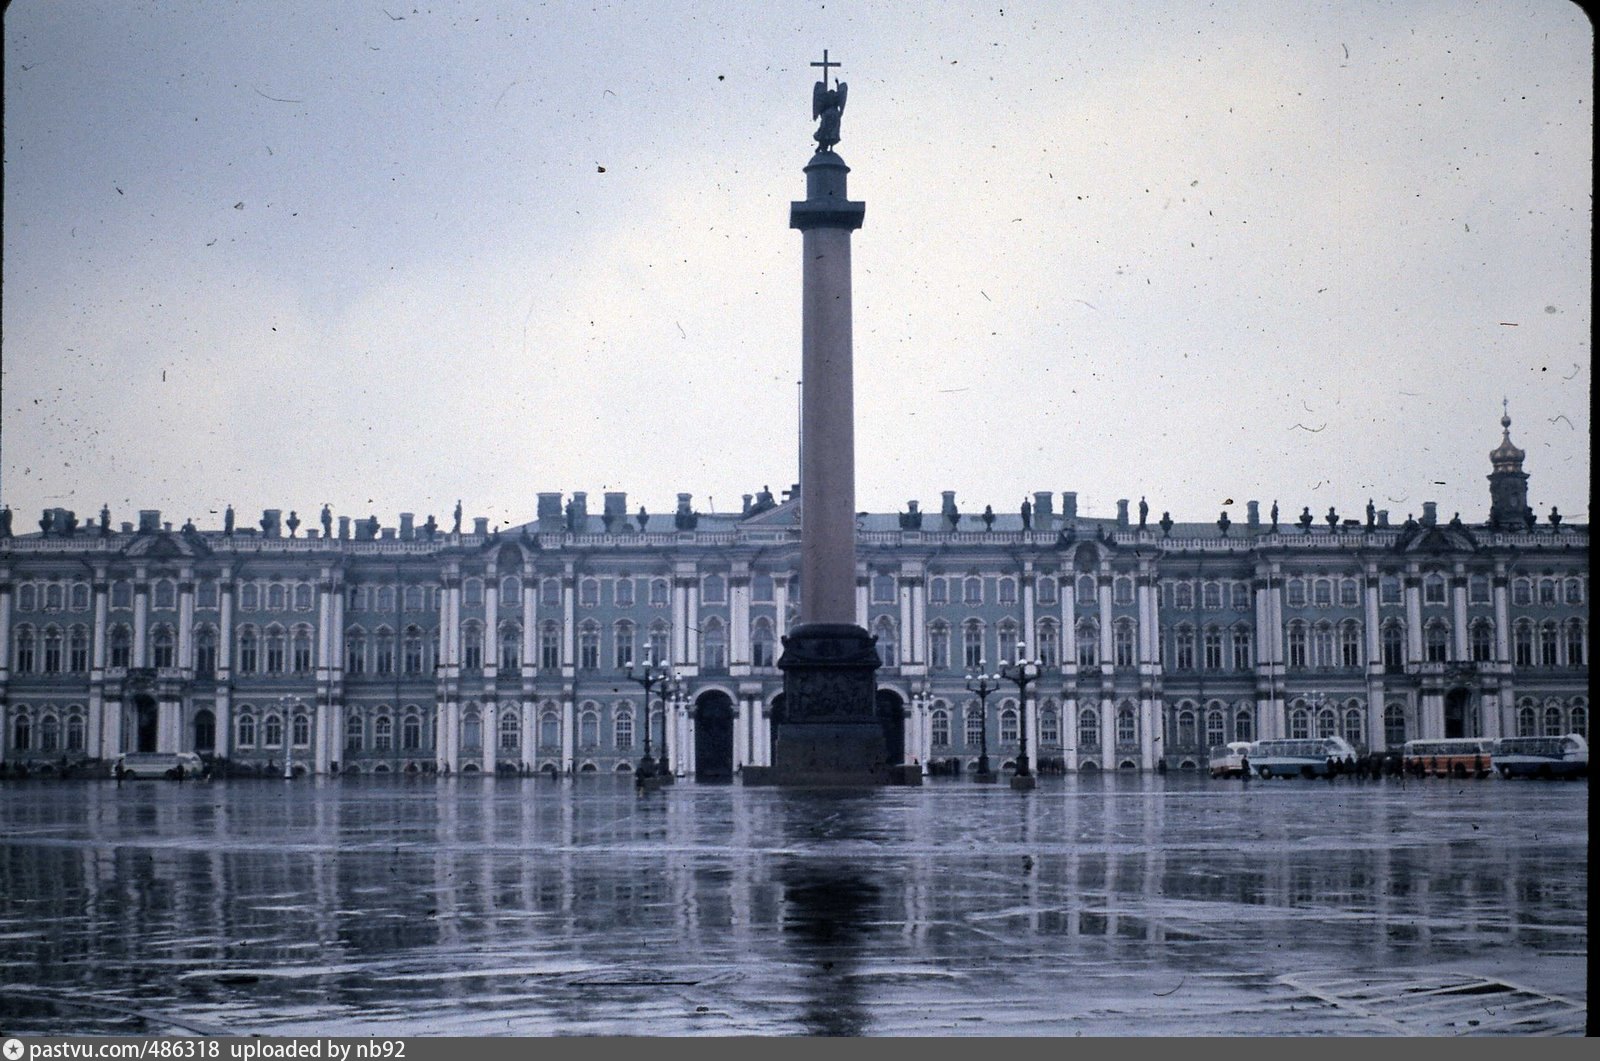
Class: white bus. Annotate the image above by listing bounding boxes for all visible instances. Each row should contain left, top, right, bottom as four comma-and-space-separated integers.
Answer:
1493, 734, 1588, 780
1249, 736, 1358, 779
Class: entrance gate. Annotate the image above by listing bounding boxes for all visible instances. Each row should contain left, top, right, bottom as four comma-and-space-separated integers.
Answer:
694, 691, 735, 781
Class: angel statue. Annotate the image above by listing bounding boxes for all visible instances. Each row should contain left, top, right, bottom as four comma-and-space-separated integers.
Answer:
811, 52, 847, 151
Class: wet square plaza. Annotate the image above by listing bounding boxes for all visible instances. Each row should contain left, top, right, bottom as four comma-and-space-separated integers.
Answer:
0, 773, 1587, 1036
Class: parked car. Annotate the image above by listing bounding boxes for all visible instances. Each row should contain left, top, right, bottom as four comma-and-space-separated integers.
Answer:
115, 752, 205, 780
1208, 741, 1253, 778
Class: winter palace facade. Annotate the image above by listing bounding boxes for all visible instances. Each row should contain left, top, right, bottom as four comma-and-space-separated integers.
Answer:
0, 413, 1587, 777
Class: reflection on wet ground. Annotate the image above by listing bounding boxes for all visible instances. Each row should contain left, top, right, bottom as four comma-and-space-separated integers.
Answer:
0, 773, 1587, 1036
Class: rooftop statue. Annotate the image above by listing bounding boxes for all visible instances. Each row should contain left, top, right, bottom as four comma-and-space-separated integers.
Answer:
811, 50, 847, 151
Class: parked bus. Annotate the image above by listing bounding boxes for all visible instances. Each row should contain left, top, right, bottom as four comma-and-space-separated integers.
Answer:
1250, 736, 1357, 779
1492, 734, 1588, 780
1402, 738, 1493, 779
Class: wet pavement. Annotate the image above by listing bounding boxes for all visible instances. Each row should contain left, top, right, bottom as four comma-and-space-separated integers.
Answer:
0, 773, 1587, 1036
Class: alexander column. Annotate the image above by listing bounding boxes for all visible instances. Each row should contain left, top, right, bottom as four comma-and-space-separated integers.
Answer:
770, 52, 890, 785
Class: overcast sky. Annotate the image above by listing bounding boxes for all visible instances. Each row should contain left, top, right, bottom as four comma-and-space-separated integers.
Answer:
3, 0, 1590, 533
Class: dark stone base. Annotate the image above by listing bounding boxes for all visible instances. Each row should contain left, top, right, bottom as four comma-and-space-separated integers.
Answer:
771, 721, 890, 786
890, 764, 924, 786
771, 622, 888, 787
1010, 774, 1037, 791
974, 771, 999, 783
740, 766, 775, 786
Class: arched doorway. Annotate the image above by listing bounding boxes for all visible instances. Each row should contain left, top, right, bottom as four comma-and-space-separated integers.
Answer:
193, 709, 216, 753
694, 691, 735, 781
133, 695, 159, 753
1444, 687, 1474, 738
875, 689, 905, 765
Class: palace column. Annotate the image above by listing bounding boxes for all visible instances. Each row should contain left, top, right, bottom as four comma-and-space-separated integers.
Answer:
771, 56, 888, 785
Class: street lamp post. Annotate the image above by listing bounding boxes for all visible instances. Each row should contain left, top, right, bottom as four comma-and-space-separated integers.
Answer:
998, 641, 1043, 790
625, 657, 673, 787
965, 664, 999, 781
280, 695, 295, 780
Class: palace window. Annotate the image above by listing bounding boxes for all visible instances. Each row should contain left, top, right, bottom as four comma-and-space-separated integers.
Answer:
374, 716, 393, 751
1234, 707, 1254, 743
292, 627, 313, 673
650, 578, 670, 606
613, 620, 635, 670
1423, 574, 1447, 605
294, 583, 313, 611
1512, 579, 1532, 606
1312, 622, 1335, 668
110, 625, 132, 669
648, 624, 669, 667
1203, 626, 1223, 670
931, 708, 950, 748
997, 620, 1018, 664
263, 715, 283, 747
42, 627, 62, 673
500, 576, 521, 604
346, 714, 364, 753
404, 585, 423, 612
68, 713, 87, 752
1571, 702, 1588, 739
1040, 706, 1059, 745
264, 627, 286, 674
613, 577, 634, 607
461, 622, 484, 671
403, 626, 424, 674
14, 626, 37, 673
1285, 579, 1306, 607
73, 583, 92, 610
402, 714, 422, 751
1230, 626, 1252, 670
1206, 709, 1226, 749
541, 623, 561, 670
1114, 576, 1134, 606
1076, 575, 1096, 605
501, 623, 521, 670
965, 706, 985, 747
1539, 579, 1557, 606
751, 619, 775, 668
963, 621, 984, 670
1286, 623, 1307, 669
1172, 625, 1193, 671
1384, 703, 1406, 747
752, 573, 774, 603
1036, 620, 1059, 667
542, 578, 562, 607
462, 579, 483, 608
1288, 707, 1310, 739
1078, 708, 1100, 748
1173, 581, 1193, 609
345, 629, 367, 674
1076, 620, 1098, 667
700, 619, 727, 670
964, 577, 983, 605
1343, 706, 1364, 749
112, 581, 134, 609
70, 626, 90, 673
237, 627, 259, 674
1175, 708, 1197, 748
702, 574, 726, 604
1313, 579, 1332, 607
292, 713, 310, 747
1469, 575, 1490, 604
1116, 620, 1138, 668
1232, 582, 1252, 610
873, 617, 897, 668
613, 711, 632, 751
579, 709, 600, 749
872, 574, 895, 604
1340, 579, 1361, 607
374, 629, 395, 675
1340, 622, 1362, 667
1379, 576, 1401, 605
461, 710, 482, 752
578, 622, 600, 671
928, 622, 950, 670
269, 584, 287, 611
1116, 705, 1136, 745
154, 579, 176, 610
1424, 622, 1449, 664
1539, 621, 1560, 667
539, 711, 560, 749
1470, 620, 1494, 662
1202, 582, 1222, 609
237, 714, 256, 747
999, 708, 1018, 745
997, 578, 1017, 605
1542, 704, 1564, 737
1565, 578, 1584, 605
579, 579, 599, 608
1565, 620, 1585, 668
1381, 622, 1405, 670
929, 577, 948, 605
1036, 577, 1057, 605
1512, 622, 1533, 668
151, 625, 176, 669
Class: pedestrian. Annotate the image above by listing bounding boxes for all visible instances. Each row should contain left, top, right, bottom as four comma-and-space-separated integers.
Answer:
1240, 754, 1251, 780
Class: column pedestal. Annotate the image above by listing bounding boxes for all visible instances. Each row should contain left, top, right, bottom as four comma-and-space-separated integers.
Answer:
767, 622, 889, 786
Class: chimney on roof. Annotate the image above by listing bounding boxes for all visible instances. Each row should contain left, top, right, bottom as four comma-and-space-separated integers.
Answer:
1033, 491, 1053, 530
399, 513, 415, 540
1061, 492, 1077, 521
537, 493, 563, 535
1116, 499, 1130, 528
474, 517, 490, 536
1247, 500, 1260, 528
1422, 501, 1438, 527
139, 510, 160, 533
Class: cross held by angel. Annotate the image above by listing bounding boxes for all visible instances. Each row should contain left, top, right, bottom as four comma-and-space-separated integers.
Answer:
811, 49, 847, 151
